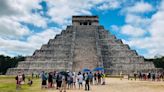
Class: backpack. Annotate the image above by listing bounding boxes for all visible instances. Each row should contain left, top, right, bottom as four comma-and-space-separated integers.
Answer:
57, 74, 62, 81
85, 75, 89, 81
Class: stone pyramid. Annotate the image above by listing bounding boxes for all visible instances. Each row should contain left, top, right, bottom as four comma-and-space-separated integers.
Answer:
6, 16, 155, 75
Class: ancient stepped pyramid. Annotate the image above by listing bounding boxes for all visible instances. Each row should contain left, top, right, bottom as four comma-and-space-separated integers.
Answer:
6, 16, 155, 75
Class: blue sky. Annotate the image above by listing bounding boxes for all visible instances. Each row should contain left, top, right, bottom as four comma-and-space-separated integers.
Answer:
0, 0, 164, 58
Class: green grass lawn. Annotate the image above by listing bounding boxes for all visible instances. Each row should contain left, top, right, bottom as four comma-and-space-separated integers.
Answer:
1, 75, 116, 92
0, 76, 50, 92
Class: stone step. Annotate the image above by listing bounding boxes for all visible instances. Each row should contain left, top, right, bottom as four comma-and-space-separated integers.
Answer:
109, 62, 155, 70
33, 48, 71, 55
101, 50, 138, 57
99, 39, 123, 45
102, 56, 145, 63
17, 60, 72, 68
25, 56, 70, 61
99, 44, 130, 50
48, 38, 72, 43
41, 42, 72, 50
6, 67, 72, 75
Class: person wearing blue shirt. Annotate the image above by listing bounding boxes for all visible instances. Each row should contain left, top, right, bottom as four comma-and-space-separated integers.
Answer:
41, 71, 47, 89
88, 72, 93, 85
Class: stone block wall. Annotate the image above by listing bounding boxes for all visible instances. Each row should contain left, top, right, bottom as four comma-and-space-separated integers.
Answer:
97, 28, 155, 75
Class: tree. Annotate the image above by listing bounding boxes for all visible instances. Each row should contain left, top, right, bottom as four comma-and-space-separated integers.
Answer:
0, 55, 25, 75
145, 56, 164, 69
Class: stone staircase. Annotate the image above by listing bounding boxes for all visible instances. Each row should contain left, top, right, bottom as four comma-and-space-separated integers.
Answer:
73, 26, 99, 72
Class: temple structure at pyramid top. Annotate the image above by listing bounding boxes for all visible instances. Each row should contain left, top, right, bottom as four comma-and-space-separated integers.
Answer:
6, 16, 155, 75
72, 16, 99, 26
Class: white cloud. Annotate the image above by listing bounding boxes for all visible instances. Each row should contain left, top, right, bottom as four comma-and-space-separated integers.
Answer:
27, 28, 61, 48
125, 14, 151, 27
0, 28, 61, 56
0, 0, 48, 41
0, 0, 50, 56
46, 0, 122, 26
0, 0, 47, 28
121, 25, 146, 37
0, 0, 42, 16
0, 16, 30, 39
16, 14, 48, 28
123, 2, 153, 13
46, 0, 93, 26
0, 37, 34, 56
0, 50, 8, 56
150, 11, 164, 37
118, 1, 164, 58
97, 0, 120, 10
121, 1, 164, 58
123, 36, 164, 58
110, 25, 120, 31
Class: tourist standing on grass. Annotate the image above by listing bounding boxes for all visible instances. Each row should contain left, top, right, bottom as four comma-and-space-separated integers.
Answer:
41, 71, 47, 89
36, 73, 40, 78
32, 72, 34, 79
56, 73, 62, 89
77, 72, 83, 89
48, 72, 53, 88
52, 71, 57, 88
15, 71, 23, 90
27, 78, 33, 86
22, 73, 25, 84
85, 73, 90, 91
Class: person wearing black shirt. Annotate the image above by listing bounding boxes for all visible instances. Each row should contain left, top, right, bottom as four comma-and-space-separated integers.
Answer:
85, 73, 90, 91
97, 72, 101, 85
48, 72, 53, 88
94, 73, 97, 85
56, 73, 62, 89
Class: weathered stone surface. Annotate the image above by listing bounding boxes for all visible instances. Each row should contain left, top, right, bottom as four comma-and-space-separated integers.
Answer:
6, 16, 155, 75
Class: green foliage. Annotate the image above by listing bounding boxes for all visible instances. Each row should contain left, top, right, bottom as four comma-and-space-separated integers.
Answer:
145, 56, 164, 69
0, 55, 25, 75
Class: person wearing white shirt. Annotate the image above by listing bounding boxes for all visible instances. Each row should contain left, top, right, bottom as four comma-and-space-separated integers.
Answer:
77, 72, 83, 89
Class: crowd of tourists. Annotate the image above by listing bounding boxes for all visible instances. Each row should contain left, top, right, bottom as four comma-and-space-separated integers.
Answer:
40, 71, 106, 92
136, 72, 164, 81
121, 71, 164, 81
15, 70, 106, 92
